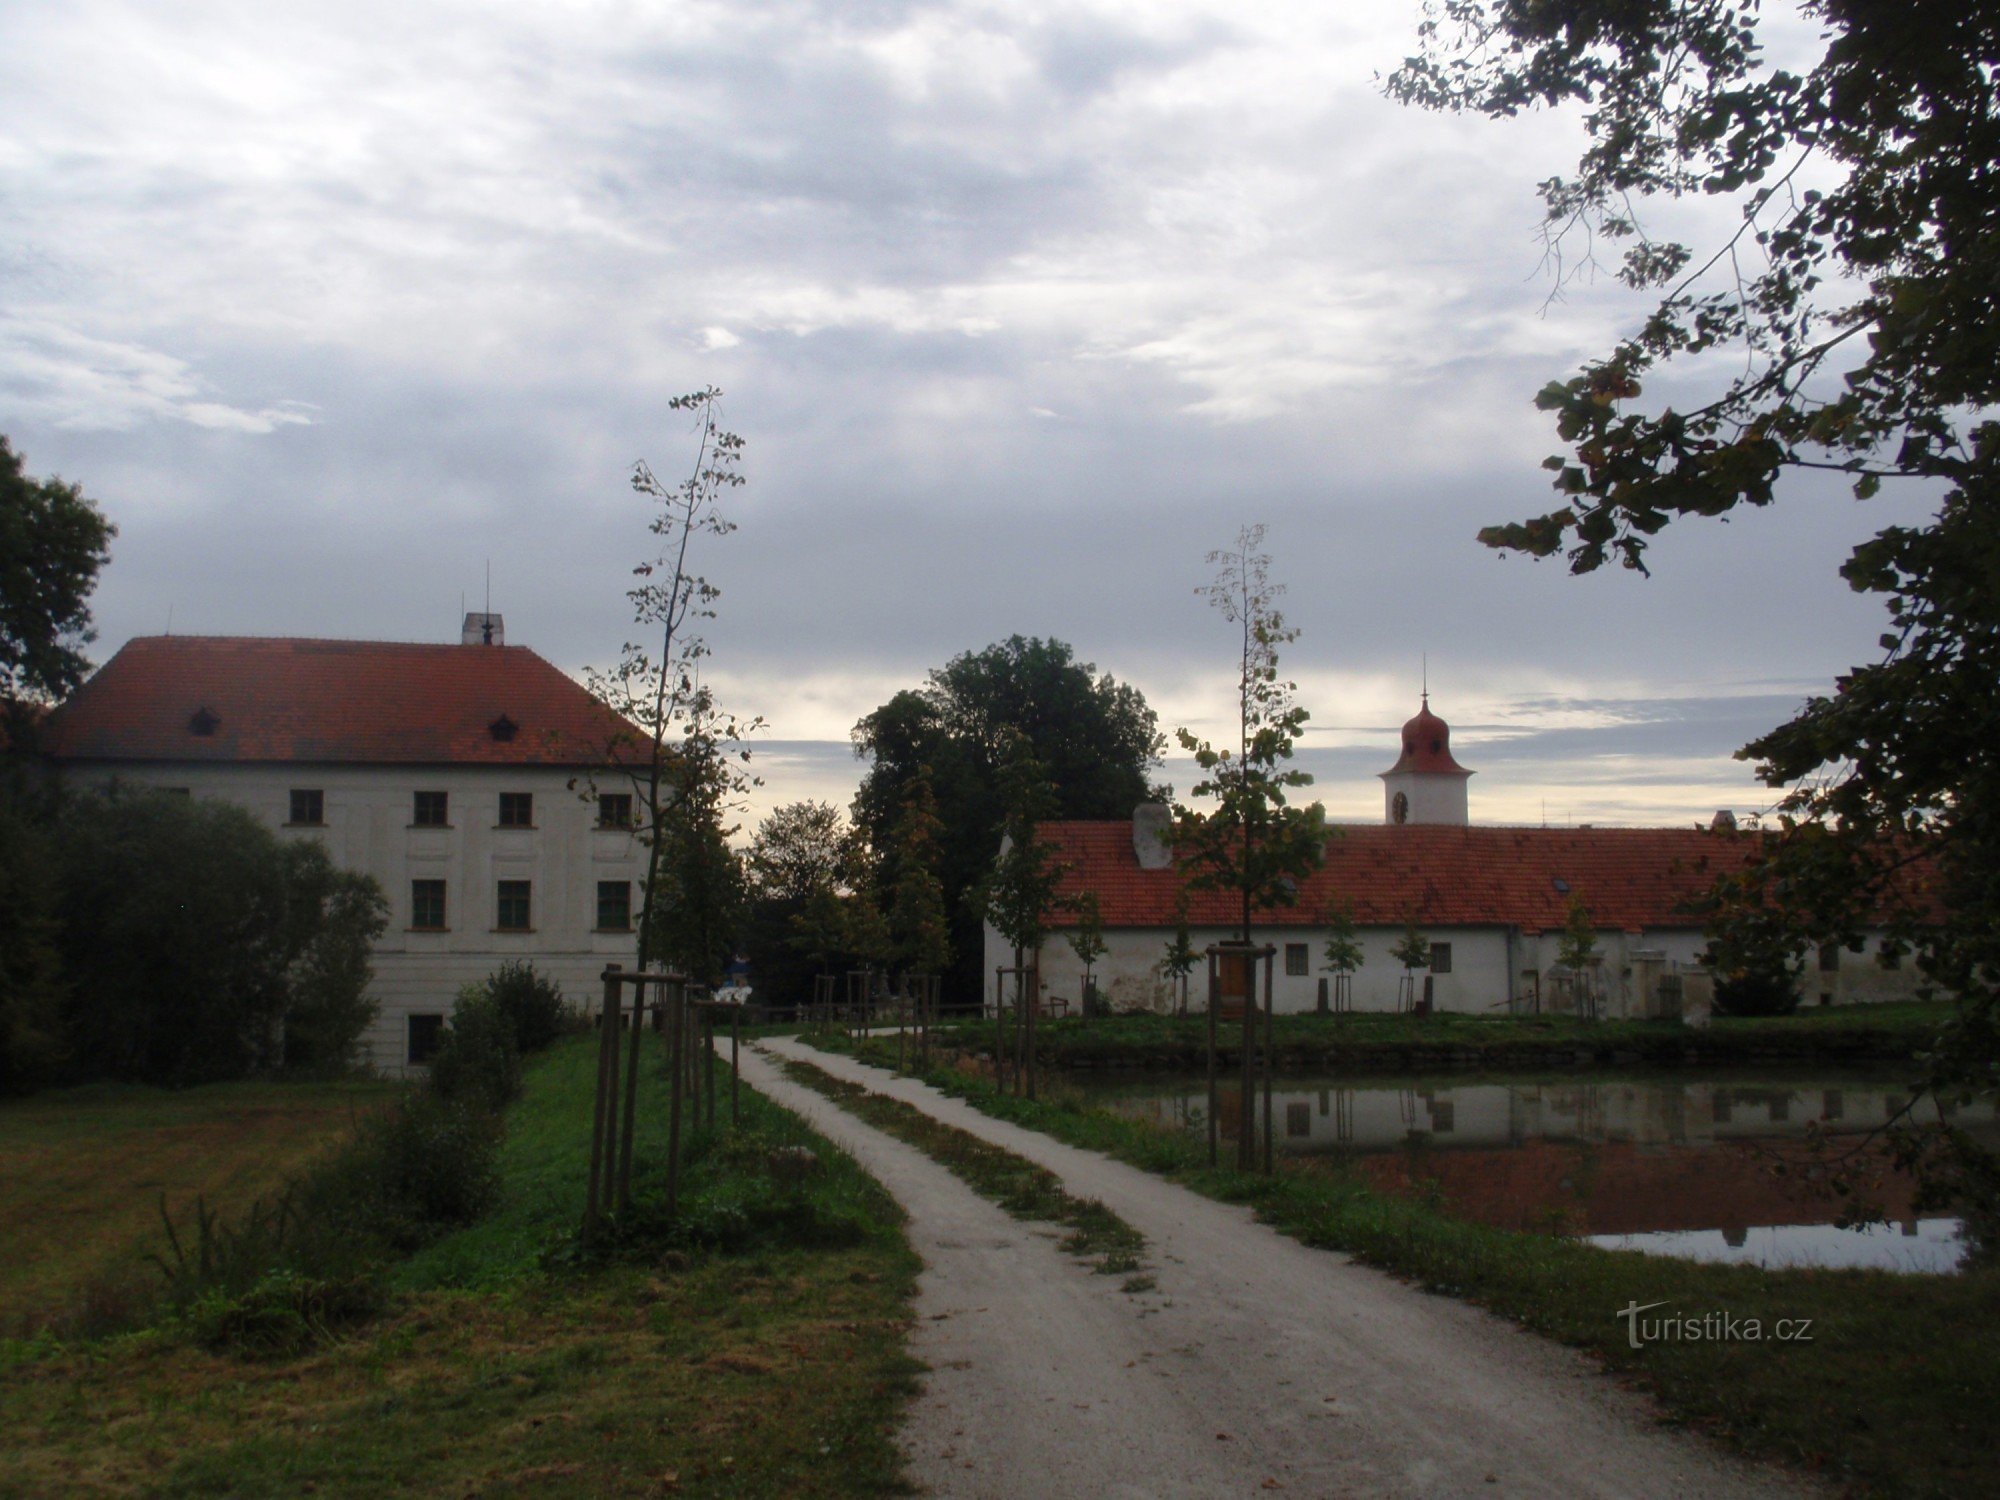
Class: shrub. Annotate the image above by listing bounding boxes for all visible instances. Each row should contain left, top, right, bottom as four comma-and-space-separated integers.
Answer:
482, 961, 575, 1054
305, 1091, 503, 1253
427, 986, 521, 1110
185, 1269, 382, 1358
1714, 964, 1803, 1017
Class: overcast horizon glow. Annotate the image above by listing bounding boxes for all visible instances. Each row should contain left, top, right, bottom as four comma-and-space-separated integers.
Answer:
2, 0, 1931, 836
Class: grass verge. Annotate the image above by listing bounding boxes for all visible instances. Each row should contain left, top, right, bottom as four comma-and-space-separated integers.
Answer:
820, 1031, 1999, 1500
0, 1035, 923, 1499
946, 1001, 1953, 1072
778, 1055, 1146, 1281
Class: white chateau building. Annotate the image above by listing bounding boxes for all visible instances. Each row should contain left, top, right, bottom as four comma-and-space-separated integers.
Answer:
44, 618, 649, 1072
986, 695, 1928, 1019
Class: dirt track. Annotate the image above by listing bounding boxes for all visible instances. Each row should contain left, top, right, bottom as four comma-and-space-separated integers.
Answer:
745, 1038, 1816, 1499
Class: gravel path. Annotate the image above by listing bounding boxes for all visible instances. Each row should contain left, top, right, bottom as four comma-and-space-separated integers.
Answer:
745, 1038, 1817, 1500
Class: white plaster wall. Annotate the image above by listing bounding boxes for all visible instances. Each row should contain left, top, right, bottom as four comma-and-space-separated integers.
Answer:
1379, 771, 1469, 826
68, 762, 648, 1074
989, 917, 1919, 1019
986, 921, 1517, 1016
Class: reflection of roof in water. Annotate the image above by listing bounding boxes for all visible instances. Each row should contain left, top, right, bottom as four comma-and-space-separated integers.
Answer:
1355, 1135, 1923, 1239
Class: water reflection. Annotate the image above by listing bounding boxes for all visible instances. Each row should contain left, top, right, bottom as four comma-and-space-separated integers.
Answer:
1072, 1072, 1995, 1274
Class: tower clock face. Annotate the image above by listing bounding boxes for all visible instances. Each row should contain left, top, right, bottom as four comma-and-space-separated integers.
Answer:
1392, 791, 1409, 824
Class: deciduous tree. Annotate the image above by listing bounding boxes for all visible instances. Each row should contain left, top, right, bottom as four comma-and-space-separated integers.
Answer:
1066, 890, 1108, 1015
887, 767, 952, 980
1391, 0, 2000, 1182
0, 436, 115, 726
1170, 527, 1326, 944
585, 389, 756, 976
853, 636, 1162, 1000
1320, 899, 1363, 1013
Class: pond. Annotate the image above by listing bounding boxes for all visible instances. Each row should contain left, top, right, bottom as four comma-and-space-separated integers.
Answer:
1062, 1069, 1996, 1274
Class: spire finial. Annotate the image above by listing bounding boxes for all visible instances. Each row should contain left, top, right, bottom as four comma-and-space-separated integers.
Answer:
1421, 651, 1428, 706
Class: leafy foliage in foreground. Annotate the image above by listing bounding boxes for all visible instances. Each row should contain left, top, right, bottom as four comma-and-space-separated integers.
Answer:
1389, 0, 2000, 1212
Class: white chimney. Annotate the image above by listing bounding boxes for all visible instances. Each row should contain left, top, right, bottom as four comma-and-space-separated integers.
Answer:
1133, 803, 1172, 870
1712, 809, 1738, 831
461, 612, 504, 646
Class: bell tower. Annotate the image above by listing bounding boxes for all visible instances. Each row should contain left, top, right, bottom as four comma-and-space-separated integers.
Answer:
1379, 691, 1473, 826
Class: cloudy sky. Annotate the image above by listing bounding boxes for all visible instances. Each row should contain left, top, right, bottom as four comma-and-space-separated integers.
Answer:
1, 0, 1933, 832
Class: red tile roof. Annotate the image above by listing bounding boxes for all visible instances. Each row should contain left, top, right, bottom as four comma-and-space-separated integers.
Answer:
42, 636, 646, 768
1040, 820, 1774, 933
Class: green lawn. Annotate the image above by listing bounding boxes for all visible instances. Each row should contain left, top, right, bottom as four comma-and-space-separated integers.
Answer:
1, 1038, 922, 1498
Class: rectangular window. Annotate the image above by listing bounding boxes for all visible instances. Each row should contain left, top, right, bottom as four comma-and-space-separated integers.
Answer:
1818, 942, 1841, 973
497, 879, 532, 931
596, 880, 632, 932
597, 793, 634, 829
413, 790, 449, 827
1430, 942, 1453, 974
1286, 1102, 1311, 1138
408, 1014, 444, 1066
1284, 942, 1309, 977
288, 788, 324, 825
411, 879, 447, 930
498, 792, 534, 828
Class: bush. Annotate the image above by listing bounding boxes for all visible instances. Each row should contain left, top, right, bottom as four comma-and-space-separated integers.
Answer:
1714, 964, 1803, 1017
482, 961, 575, 1054
184, 1269, 382, 1358
427, 986, 521, 1110
300, 1091, 503, 1254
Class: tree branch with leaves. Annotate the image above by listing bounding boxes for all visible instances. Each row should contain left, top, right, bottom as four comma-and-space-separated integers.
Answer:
585, 389, 758, 975
1170, 526, 1326, 945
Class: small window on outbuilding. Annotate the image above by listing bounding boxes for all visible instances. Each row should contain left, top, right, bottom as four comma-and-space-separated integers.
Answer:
288, 789, 324, 825
1430, 942, 1453, 974
1284, 943, 1309, 977
408, 1014, 445, 1066
1818, 943, 1841, 973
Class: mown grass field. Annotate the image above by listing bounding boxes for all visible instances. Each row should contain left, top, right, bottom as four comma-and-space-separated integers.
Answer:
828, 1029, 2000, 1500
1, 1037, 922, 1498
0, 1077, 398, 1336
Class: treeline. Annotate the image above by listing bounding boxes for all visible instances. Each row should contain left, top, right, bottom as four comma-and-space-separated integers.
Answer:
0, 780, 387, 1096
739, 636, 1163, 1010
